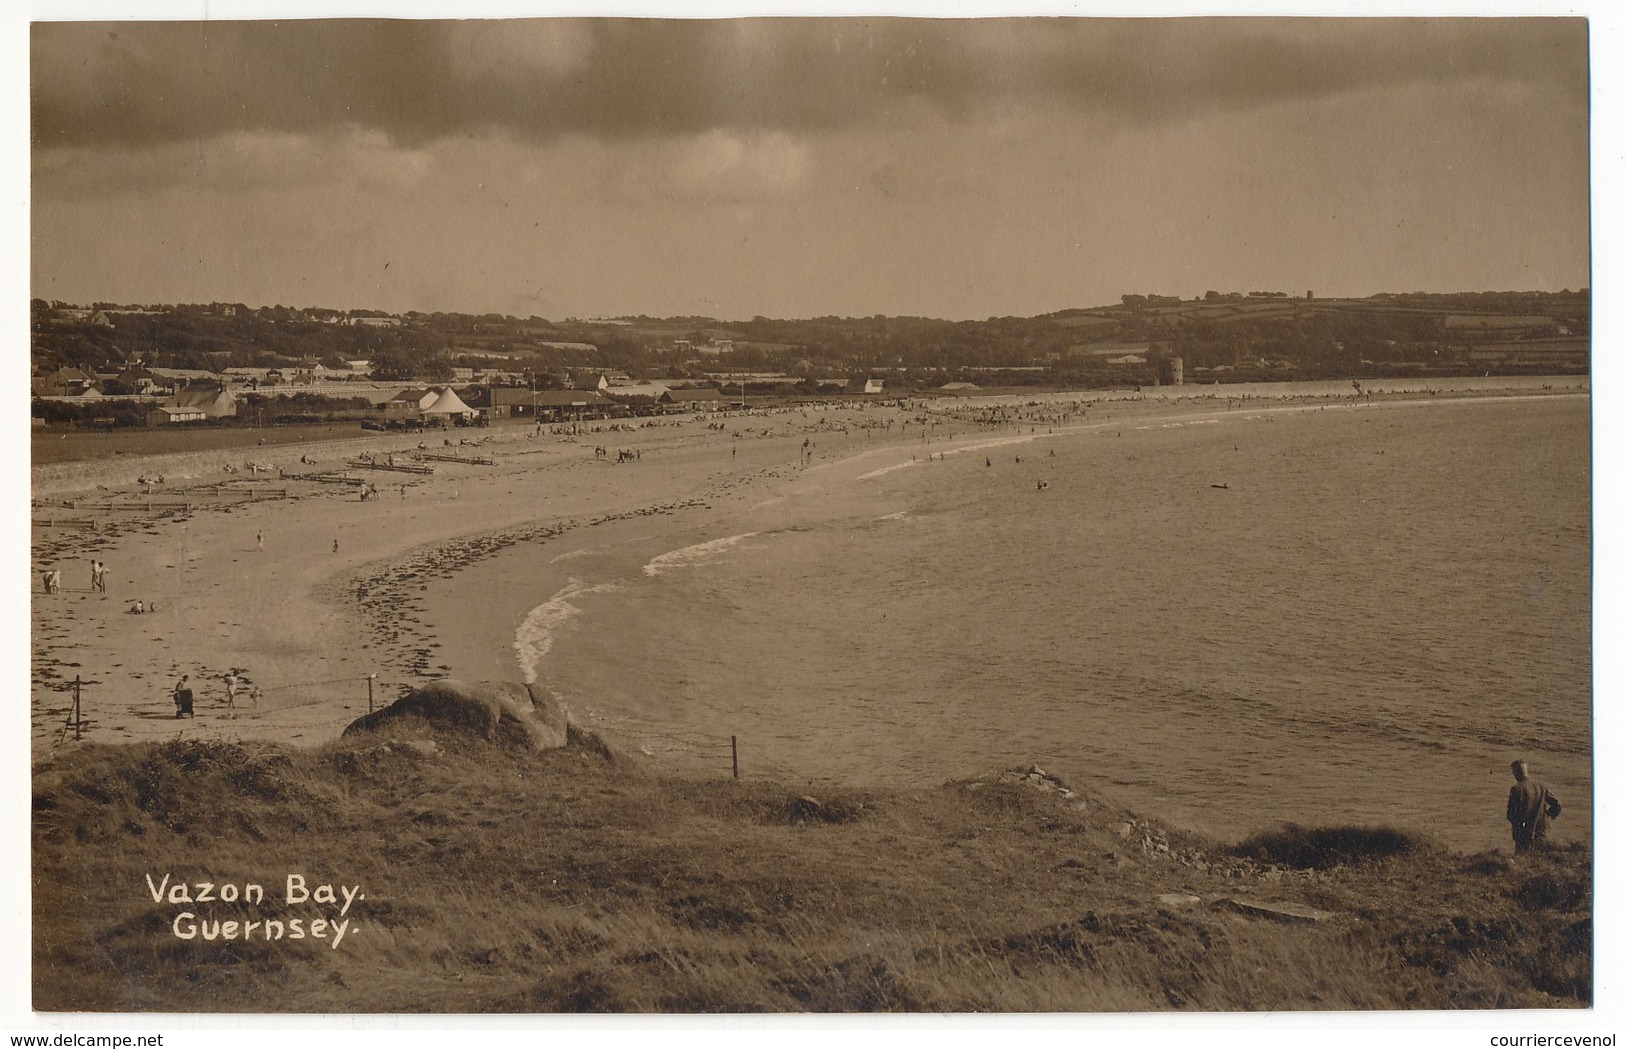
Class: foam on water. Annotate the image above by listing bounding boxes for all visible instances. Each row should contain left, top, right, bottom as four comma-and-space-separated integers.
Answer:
857, 460, 917, 481
528, 395, 1590, 850
513, 578, 621, 684
858, 435, 1042, 480
642, 533, 759, 577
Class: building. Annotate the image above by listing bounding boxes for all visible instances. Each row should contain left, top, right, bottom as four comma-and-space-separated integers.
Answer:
666, 388, 726, 410
531, 389, 612, 421
146, 405, 208, 426
470, 387, 545, 419
862, 378, 885, 395
112, 365, 165, 394
31, 366, 100, 397
1463, 338, 1589, 370
168, 382, 237, 419
385, 388, 438, 418
601, 383, 673, 411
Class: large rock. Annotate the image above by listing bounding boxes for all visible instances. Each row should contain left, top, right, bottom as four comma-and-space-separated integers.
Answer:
342, 679, 568, 750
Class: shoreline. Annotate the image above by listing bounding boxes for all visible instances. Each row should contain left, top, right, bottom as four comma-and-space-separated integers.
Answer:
31, 379, 1588, 771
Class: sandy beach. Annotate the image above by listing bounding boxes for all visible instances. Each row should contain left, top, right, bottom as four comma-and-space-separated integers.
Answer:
30, 378, 1587, 766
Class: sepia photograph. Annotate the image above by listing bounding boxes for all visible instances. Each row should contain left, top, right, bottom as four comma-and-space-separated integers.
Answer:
18, 1, 1604, 1035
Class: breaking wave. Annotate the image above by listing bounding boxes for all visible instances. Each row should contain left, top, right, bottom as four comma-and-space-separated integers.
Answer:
514, 579, 621, 684
642, 533, 759, 577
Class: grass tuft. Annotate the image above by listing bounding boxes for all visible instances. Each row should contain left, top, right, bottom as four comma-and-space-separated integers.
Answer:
1230, 823, 1434, 869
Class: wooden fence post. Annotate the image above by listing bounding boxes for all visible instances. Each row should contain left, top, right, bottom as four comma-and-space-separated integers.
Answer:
731, 735, 739, 780
61, 675, 83, 742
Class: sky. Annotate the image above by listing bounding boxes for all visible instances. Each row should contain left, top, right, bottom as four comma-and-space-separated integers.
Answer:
28, 15, 1590, 321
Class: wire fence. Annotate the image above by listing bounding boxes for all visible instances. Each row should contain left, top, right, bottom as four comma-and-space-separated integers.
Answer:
45, 672, 815, 786
239, 674, 417, 714
571, 709, 816, 784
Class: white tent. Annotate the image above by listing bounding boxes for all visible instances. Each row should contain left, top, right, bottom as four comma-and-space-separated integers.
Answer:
421, 387, 476, 417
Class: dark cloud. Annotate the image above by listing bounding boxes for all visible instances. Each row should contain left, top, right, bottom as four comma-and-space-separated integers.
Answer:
32, 18, 1587, 152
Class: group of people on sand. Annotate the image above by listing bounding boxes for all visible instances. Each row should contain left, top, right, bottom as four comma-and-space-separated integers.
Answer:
39, 559, 110, 595
171, 672, 258, 718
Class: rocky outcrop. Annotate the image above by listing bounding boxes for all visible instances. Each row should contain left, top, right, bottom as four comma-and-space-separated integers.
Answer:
342, 679, 568, 750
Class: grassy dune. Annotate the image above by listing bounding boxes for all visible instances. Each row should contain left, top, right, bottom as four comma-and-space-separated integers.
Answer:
33, 723, 1590, 1013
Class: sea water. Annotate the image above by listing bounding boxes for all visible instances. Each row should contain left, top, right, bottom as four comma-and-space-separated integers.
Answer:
516, 394, 1591, 851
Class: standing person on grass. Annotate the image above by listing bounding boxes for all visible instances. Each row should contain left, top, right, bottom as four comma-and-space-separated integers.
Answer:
1507, 759, 1562, 855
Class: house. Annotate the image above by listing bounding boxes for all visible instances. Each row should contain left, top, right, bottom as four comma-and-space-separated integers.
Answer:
57, 308, 114, 327
384, 388, 438, 418
168, 382, 237, 418
32, 366, 100, 397
146, 405, 208, 426
149, 367, 221, 383
862, 378, 885, 395
113, 365, 165, 394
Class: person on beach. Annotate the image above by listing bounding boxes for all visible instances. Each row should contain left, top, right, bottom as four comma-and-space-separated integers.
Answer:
1507, 759, 1561, 854
49, 569, 62, 594
333, 538, 340, 554
257, 530, 264, 551
173, 675, 194, 718
223, 673, 238, 708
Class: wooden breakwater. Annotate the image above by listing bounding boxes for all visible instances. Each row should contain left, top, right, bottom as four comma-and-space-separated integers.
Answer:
43, 488, 292, 513
415, 452, 495, 466
346, 459, 434, 475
